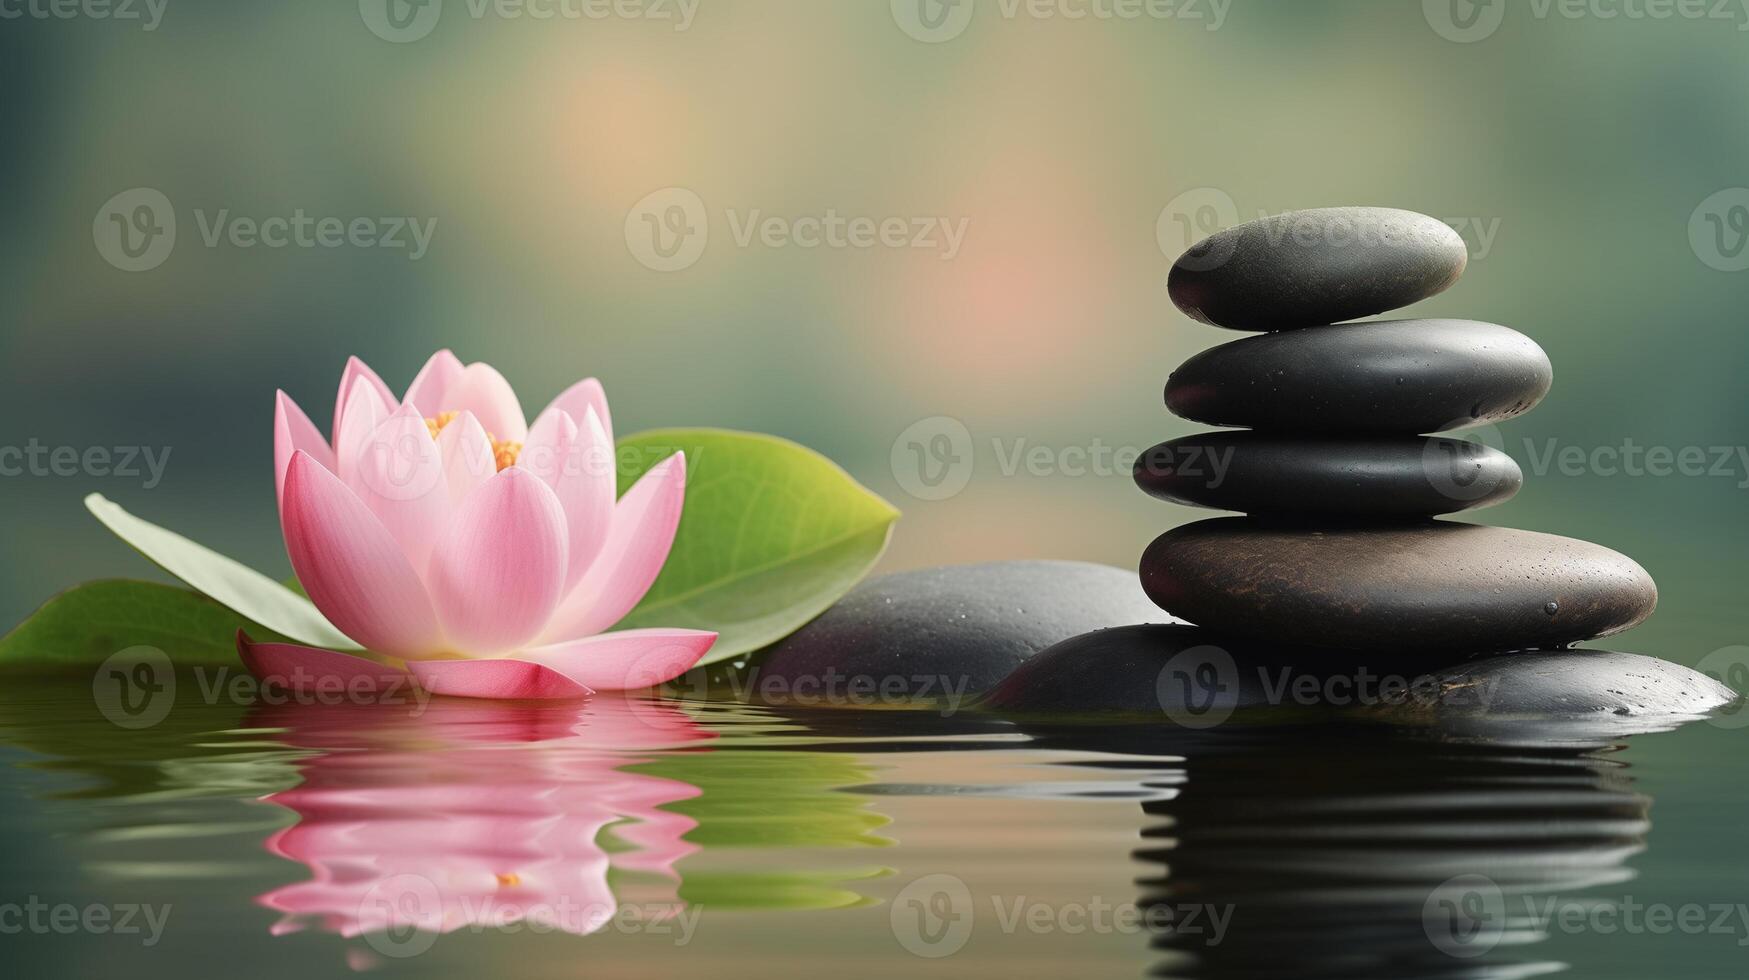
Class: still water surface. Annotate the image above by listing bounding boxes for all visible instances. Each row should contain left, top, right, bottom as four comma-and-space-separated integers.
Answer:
0, 676, 1744, 978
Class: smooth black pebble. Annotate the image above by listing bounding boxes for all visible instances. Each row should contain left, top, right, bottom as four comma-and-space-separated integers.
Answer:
1168, 207, 1467, 331
1134, 432, 1522, 517
1165, 318, 1552, 434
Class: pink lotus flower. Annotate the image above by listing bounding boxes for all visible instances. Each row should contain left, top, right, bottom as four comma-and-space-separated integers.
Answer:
246, 350, 714, 699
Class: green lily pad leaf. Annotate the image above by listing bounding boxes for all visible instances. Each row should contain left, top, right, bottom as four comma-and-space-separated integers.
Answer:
84, 494, 359, 651
0, 580, 276, 666
613, 429, 899, 665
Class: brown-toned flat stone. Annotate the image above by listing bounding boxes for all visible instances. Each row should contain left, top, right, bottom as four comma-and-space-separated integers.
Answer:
1139, 519, 1657, 653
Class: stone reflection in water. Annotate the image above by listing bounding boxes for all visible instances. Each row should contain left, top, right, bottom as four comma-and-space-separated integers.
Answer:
248, 694, 713, 952
976, 703, 1703, 980
1132, 729, 1649, 979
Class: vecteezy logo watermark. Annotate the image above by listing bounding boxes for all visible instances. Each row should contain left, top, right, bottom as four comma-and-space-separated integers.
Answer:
890, 875, 1233, 957
1156, 186, 1242, 269
624, 187, 710, 272
891, 0, 1230, 43
360, 0, 698, 43
624, 188, 970, 272
1426, 0, 1749, 43
360, 0, 444, 42
1156, 188, 1502, 265
0, 440, 173, 489
1422, 0, 1509, 42
891, 416, 975, 501
0, 898, 172, 946
92, 646, 175, 730
1690, 188, 1749, 272
94, 188, 437, 271
891, 0, 974, 42
1421, 424, 1514, 504
1697, 645, 1749, 729
359, 874, 445, 957
891, 874, 976, 957
0, 0, 167, 30
1155, 644, 1240, 729
1423, 874, 1507, 957
93, 188, 176, 272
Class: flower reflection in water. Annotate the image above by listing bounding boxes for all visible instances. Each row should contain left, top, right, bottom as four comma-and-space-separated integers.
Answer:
248, 694, 712, 951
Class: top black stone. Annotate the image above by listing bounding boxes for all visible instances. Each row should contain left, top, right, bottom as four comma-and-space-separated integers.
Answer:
1168, 207, 1468, 331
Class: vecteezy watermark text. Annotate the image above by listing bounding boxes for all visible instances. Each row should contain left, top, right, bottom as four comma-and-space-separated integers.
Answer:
0, 0, 167, 30
0, 441, 172, 489
358, 875, 701, 958
1155, 644, 1499, 729
664, 665, 976, 715
890, 416, 1163, 501
1455, 425, 1749, 489
1424, 874, 1749, 958
94, 188, 435, 272
891, 0, 1231, 44
625, 187, 968, 271
92, 648, 434, 730
1424, 0, 1749, 44
0, 898, 171, 947
1156, 188, 1502, 263
890, 874, 1232, 958
1521, 437, 1749, 487
360, 0, 698, 43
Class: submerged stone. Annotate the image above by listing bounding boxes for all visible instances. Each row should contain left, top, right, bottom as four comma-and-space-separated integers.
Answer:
978, 625, 1740, 733
1373, 648, 1740, 726
978, 624, 1437, 720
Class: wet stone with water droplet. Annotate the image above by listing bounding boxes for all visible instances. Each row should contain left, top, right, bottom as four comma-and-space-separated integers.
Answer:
979, 626, 1740, 727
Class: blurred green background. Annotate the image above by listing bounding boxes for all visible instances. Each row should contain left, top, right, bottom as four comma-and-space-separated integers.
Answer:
2, 0, 1746, 666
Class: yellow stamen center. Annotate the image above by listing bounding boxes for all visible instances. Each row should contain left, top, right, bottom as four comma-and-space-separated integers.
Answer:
495, 872, 521, 887
425, 411, 460, 440
425, 411, 522, 471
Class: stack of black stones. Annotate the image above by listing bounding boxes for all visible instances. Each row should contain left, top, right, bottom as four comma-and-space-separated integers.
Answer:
762, 205, 1734, 725
1136, 207, 1659, 655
